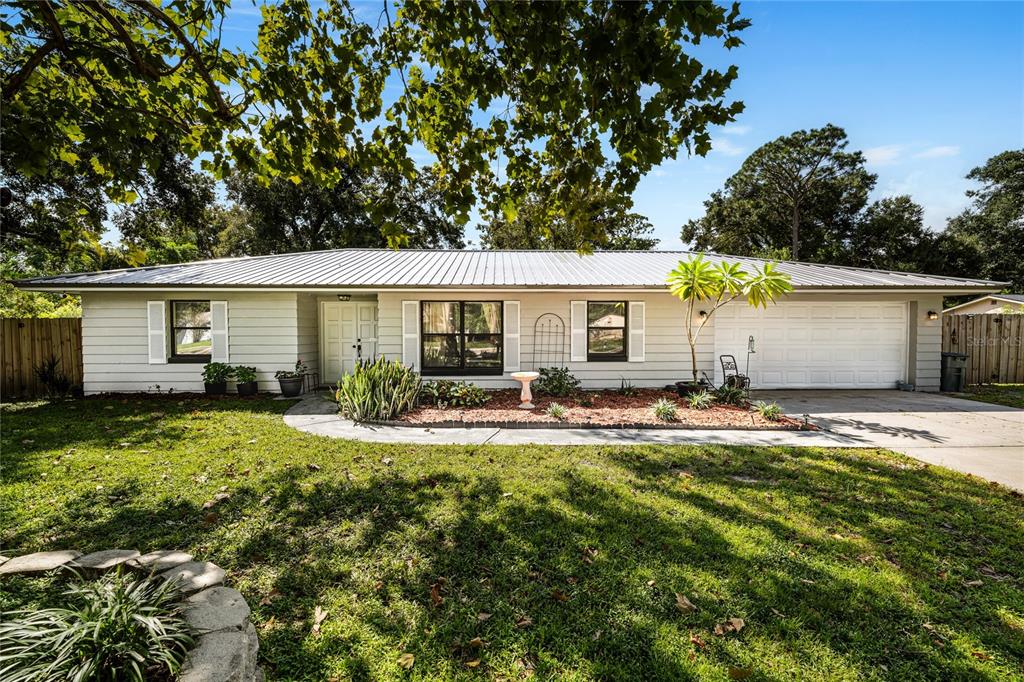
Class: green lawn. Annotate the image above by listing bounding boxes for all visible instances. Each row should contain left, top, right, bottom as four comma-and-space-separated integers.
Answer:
955, 384, 1024, 410
2, 398, 1022, 681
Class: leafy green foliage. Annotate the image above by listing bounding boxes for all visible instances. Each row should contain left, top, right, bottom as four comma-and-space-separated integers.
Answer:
3, 398, 1023, 679
0, 569, 193, 682
336, 357, 420, 421
233, 366, 258, 384
274, 359, 309, 380
544, 402, 568, 420
754, 400, 782, 421
420, 380, 489, 409
618, 378, 639, 398
715, 384, 748, 406
682, 124, 873, 262
667, 255, 793, 382
201, 362, 234, 384
687, 390, 715, 410
3, 0, 748, 250
652, 398, 678, 422
479, 188, 658, 250
533, 367, 581, 398
32, 356, 71, 400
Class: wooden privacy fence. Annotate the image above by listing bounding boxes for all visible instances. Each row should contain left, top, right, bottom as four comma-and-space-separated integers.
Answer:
1, 318, 83, 399
942, 314, 1024, 385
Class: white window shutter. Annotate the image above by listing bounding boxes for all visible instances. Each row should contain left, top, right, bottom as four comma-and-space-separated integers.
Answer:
503, 300, 520, 372
570, 300, 587, 362
211, 301, 229, 363
147, 301, 167, 365
628, 301, 645, 362
402, 300, 419, 370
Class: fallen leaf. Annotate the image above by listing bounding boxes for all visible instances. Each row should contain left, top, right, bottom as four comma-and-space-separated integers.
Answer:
690, 633, 706, 649
202, 492, 231, 509
477, 612, 492, 622
397, 652, 415, 669
646, 579, 656, 587
465, 659, 481, 668
675, 593, 698, 613
202, 511, 219, 525
515, 615, 533, 628
729, 667, 753, 680
964, 579, 984, 587
551, 589, 569, 602
307, 463, 321, 471
468, 637, 485, 648
714, 617, 745, 636
970, 651, 992, 661
430, 582, 444, 607
382, 457, 394, 465
312, 606, 328, 634
258, 588, 281, 606
770, 608, 785, 618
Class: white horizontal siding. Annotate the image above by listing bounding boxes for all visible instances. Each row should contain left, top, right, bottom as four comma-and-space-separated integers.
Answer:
296, 294, 320, 382
81, 292, 302, 394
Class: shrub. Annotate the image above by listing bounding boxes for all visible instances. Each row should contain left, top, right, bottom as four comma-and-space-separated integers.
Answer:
715, 384, 748, 406
652, 398, 678, 422
233, 365, 258, 383
275, 359, 308, 380
754, 400, 783, 421
0, 570, 193, 682
687, 390, 715, 410
533, 367, 581, 397
618, 378, 638, 397
337, 357, 421, 421
421, 380, 489, 408
33, 355, 72, 400
545, 402, 568, 420
201, 362, 234, 384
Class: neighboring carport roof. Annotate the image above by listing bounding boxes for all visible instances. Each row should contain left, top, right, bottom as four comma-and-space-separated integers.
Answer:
13, 249, 1007, 291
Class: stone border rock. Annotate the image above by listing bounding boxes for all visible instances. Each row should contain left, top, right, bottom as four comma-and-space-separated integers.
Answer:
0, 549, 261, 682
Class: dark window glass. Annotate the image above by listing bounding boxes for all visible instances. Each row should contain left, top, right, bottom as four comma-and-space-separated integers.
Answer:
421, 302, 503, 374
587, 302, 626, 360
171, 301, 212, 358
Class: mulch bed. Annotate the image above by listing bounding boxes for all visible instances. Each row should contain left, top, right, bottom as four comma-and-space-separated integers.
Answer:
400, 388, 807, 429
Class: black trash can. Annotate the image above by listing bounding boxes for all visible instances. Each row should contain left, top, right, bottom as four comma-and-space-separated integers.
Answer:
940, 352, 967, 392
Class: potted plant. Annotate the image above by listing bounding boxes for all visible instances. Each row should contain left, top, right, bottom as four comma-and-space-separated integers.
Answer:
275, 359, 308, 397
667, 255, 792, 395
234, 365, 259, 396
202, 362, 234, 396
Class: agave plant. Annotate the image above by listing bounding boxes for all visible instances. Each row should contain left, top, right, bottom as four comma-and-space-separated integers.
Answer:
336, 356, 421, 421
0, 570, 193, 682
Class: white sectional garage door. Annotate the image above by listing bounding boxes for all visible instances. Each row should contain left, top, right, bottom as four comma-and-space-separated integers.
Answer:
713, 301, 908, 389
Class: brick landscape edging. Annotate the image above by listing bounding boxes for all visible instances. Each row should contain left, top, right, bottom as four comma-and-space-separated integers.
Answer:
363, 417, 808, 431
0, 550, 262, 682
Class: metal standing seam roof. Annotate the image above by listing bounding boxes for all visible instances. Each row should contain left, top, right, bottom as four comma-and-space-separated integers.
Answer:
13, 249, 1007, 290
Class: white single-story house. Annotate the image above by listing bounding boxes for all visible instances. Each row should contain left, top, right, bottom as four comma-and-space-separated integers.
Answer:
16, 249, 1004, 394
943, 293, 1024, 315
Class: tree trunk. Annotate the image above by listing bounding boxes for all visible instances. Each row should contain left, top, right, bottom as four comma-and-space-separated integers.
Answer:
690, 339, 698, 384
791, 203, 800, 261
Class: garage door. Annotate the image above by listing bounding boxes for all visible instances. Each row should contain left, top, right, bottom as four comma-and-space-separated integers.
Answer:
713, 301, 908, 389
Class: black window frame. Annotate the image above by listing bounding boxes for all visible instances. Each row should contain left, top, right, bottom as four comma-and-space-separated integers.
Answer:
420, 301, 504, 376
169, 300, 212, 363
586, 301, 628, 362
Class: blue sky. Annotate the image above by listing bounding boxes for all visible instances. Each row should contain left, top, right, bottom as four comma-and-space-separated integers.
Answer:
220, 1, 1023, 249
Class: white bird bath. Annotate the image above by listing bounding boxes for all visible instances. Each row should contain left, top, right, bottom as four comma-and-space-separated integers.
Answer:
510, 371, 540, 409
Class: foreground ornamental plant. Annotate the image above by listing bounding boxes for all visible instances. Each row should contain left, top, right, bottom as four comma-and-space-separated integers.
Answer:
667, 255, 793, 387
0, 570, 193, 682
336, 357, 421, 421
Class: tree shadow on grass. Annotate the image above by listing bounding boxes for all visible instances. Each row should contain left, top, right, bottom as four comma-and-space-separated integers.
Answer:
12, 446, 1023, 681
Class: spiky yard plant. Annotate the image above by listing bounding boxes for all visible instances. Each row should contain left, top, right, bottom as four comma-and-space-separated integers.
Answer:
0, 570, 193, 682
686, 390, 715, 410
652, 398, 678, 422
336, 356, 421, 421
545, 402, 568, 420
667, 255, 793, 385
755, 400, 783, 421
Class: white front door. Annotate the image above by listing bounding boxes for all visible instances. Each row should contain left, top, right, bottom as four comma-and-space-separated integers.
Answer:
713, 301, 908, 389
321, 302, 378, 385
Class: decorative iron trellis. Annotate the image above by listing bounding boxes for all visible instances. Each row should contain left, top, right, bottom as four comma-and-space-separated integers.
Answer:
531, 313, 566, 370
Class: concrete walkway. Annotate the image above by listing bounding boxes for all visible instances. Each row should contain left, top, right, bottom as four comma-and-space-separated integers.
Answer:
284, 393, 861, 448
285, 390, 1023, 490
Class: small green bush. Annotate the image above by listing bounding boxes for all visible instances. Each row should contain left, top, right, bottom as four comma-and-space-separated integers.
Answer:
233, 365, 258, 383
533, 367, 581, 397
0, 570, 193, 682
618, 378, 638, 397
545, 402, 568, 420
201, 362, 234, 383
421, 380, 489, 408
715, 384, 748, 406
652, 398, 678, 422
754, 400, 783, 421
337, 357, 421, 421
687, 390, 715, 410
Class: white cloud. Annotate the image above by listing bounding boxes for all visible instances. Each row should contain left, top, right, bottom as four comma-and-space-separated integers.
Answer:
711, 137, 745, 157
720, 124, 751, 136
914, 145, 960, 159
863, 145, 904, 166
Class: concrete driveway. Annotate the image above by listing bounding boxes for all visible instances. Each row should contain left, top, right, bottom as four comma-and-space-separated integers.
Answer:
756, 390, 1023, 490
